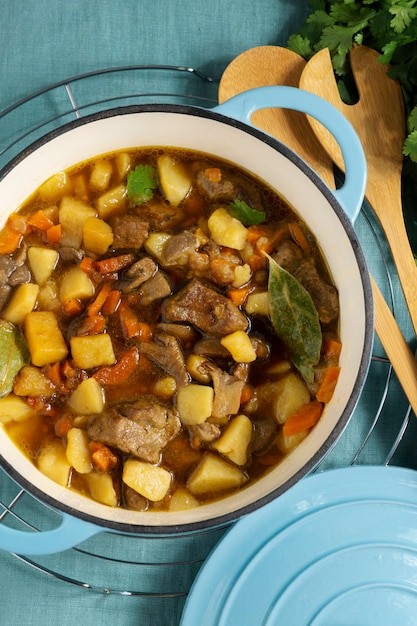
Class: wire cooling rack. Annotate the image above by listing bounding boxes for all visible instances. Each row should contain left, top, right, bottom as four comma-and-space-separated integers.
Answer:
1, 65, 416, 600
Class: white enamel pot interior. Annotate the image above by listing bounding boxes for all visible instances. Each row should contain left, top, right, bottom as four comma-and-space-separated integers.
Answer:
0, 87, 373, 554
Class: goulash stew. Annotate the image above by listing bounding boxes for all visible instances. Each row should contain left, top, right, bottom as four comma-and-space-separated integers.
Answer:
0, 148, 341, 511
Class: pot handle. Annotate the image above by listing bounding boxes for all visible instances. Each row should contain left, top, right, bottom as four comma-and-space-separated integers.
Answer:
213, 86, 366, 223
0, 511, 100, 555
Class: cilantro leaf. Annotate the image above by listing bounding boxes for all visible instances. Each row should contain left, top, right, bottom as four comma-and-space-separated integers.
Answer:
126, 165, 158, 205
228, 199, 266, 226
287, 34, 315, 59
390, 3, 417, 34
403, 128, 417, 162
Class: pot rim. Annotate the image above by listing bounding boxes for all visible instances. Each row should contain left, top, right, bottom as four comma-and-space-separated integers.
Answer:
0, 102, 374, 536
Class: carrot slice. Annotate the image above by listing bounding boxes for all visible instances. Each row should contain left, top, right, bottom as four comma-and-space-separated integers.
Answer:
228, 286, 251, 307
0, 227, 22, 254
62, 297, 84, 316
240, 383, 255, 404
93, 347, 139, 385
94, 253, 135, 275
46, 223, 62, 244
118, 301, 153, 340
322, 338, 342, 364
288, 221, 310, 253
209, 257, 236, 285
77, 314, 106, 335
204, 167, 222, 183
79, 256, 96, 274
55, 415, 73, 437
282, 400, 324, 437
316, 366, 341, 403
102, 289, 121, 315
87, 283, 112, 317
89, 442, 118, 472
27, 210, 54, 231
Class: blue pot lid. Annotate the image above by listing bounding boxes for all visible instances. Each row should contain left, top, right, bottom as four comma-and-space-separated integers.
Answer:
181, 465, 417, 626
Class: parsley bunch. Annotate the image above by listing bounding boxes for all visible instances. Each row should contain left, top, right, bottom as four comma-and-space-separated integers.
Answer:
287, 0, 417, 162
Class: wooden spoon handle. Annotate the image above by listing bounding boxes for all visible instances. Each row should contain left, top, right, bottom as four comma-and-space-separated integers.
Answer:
371, 275, 417, 415
367, 179, 417, 337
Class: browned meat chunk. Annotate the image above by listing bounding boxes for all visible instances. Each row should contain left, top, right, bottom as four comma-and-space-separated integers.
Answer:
193, 337, 231, 359
137, 271, 172, 306
188, 421, 221, 444
294, 261, 339, 325
156, 323, 199, 348
273, 241, 339, 325
137, 333, 190, 387
87, 398, 181, 464
110, 214, 149, 249
135, 199, 185, 230
250, 419, 278, 454
272, 240, 303, 274
162, 231, 199, 266
163, 278, 248, 336
124, 485, 148, 511
59, 246, 84, 263
203, 362, 245, 420
122, 257, 157, 291
196, 169, 236, 201
196, 169, 264, 212
0, 284, 11, 312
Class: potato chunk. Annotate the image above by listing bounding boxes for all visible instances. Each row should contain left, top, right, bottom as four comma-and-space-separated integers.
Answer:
70, 334, 115, 370
220, 330, 257, 363
27, 247, 59, 285
89, 159, 113, 191
169, 487, 199, 511
187, 453, 247, 496
122, 458, 172, 502
0, 394, 36, 424
274, 373, 311, 425
82, 216, 113, 255
257, 373, 311, 425
276, 429, 309, 454
86, 471, 118, 507
38, 171, 73, 202
59, 267, 95, 304
66, 427, 92, 474
157, 154, 192, 207
37, 439, 71, 487
24, 311, 68, 366
208, 208, 248, 250
245, 291, 270, 316
3, 283, 39, 325
13, 365, 56, 398
212, 414, 253, 466
96, 184, 127, 219
176, 384, 214, 425
144, 232, 172, 264
68, 377, 105, 414
59, 196, 97, 247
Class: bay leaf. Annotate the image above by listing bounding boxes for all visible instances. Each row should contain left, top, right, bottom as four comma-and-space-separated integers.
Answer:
266, 255, 321, 383
0, 320, 30, 398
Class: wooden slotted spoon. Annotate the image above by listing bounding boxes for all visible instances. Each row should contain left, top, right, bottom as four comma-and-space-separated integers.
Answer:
300, 46, 417, 336
219, 45, 417, 415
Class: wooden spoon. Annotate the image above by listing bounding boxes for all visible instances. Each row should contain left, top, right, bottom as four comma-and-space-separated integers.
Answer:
219, 45, 417, 415
300, 46, 417, 337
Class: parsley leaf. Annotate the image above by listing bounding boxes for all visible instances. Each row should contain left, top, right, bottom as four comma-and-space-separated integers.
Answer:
228, 199, 266, 226
126, 165, 158, 205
